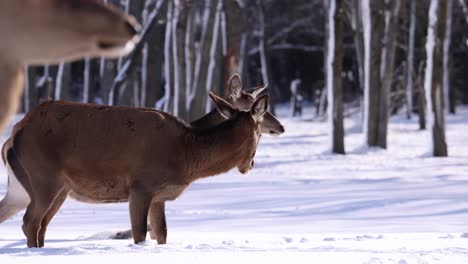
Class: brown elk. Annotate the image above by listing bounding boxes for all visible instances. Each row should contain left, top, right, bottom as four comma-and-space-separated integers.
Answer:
192, 74, 285, 136
0, 92, 269, 248
110, 75, 285, 241
0, 0, 141, 134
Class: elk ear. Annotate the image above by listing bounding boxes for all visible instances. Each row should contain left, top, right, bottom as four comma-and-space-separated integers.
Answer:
250, 85, 268, 98
209, 92, 236, 119
227, 74, 242, 100
251, 94, 269, 121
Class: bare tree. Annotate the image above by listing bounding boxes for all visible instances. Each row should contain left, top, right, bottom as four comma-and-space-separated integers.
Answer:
362, 0, 385, 148
406, 0, 416, 119
326, 0, 345, 154
424, 0, 448, 157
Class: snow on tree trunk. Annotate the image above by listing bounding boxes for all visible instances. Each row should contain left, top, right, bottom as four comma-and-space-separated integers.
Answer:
172, 0, 181, 116
424, 0, 448, 157
443, 0, 454, 114
205, 0, 223, 113
163, 0, 173, 112
83, 58, 94, 103
326, 0, 345, 154
406, 0, 416, 119
361, 0, 385, 148
185, 8, 194, 112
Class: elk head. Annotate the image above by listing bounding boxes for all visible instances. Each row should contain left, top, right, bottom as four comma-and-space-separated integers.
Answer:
225, 74, 285, 136
209, 91, 269, 174
0, 0, 141, 65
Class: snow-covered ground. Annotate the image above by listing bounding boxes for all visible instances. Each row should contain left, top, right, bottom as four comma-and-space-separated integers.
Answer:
1, 107, 468, 263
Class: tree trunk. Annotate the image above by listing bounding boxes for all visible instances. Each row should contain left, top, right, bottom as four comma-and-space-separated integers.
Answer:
223, 0, 247, 88
163, 0, 174, 112
406, 0, 416, 119
205, 0, 224, 112
24, 66, 39, 112
379, 0, 401, 148
327, 0, 345, 154
258, 0, 277, 115
190, 0, 216, 119
362, 0, 385, 148
351, 0, 364, 94
443, 0, 454, 114
172, 0, 188, 119
424, 0, 448, 157
143, 1, 167, 108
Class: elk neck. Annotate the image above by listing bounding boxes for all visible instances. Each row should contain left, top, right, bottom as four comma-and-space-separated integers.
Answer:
185, 112, 258, 181
190, 108, 226, 128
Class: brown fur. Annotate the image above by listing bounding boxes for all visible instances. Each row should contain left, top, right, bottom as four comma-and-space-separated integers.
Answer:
5, 94, 267, 247
0, 0, 140, 134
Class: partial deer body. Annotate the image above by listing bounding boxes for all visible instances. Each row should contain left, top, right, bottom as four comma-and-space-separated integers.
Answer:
0, 93, 268, 247
113, 75, 285, 241
192, 75, 285, 136
0, 0, 140, 133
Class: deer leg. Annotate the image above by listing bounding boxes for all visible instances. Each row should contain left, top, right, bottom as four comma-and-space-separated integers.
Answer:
37, 188, 68, 247
22, 178, 63, 248
148, 201, 167, 244
129, 189, 152, 244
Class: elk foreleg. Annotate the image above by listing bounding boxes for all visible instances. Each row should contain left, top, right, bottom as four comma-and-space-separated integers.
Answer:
129, 189, 152, 244
148, 201, 167, 244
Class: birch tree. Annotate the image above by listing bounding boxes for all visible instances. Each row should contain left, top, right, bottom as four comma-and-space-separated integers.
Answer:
424, 0, 448, 157
326, 0, 345, 154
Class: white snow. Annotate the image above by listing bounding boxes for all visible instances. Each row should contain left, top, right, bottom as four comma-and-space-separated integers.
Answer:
2, 106, 468, 263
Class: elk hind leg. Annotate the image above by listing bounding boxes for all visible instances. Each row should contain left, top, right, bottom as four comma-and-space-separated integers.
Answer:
37, 188, 68, 247
22, 181, 64, 248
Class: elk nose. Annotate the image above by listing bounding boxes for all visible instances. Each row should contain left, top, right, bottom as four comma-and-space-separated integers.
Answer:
125, 19, 141, 36
278, 125, 285, 133
250, 160, 254, 168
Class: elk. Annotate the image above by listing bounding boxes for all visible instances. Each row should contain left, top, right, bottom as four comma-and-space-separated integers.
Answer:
0, 0, 141, 134
192, 74, 285, 136
110, 74, 285, 241
0, 92, 269, 248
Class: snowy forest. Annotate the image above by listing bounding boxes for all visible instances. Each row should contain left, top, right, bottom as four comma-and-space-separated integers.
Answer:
3, 0, 468, 262
18, 0, 468, 156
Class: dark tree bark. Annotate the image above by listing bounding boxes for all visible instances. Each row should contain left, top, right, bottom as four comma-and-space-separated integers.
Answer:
327, 0, 345, 154
142, 0, 167, 108
379, 0, 401, 148
190, 0, 216, 120
424, 0, 448, 157
223, 0, 247, 88
24, 66, 39, 112
172, 0, 189, 119
362, 0, 385, 148
109, 0, 166, 106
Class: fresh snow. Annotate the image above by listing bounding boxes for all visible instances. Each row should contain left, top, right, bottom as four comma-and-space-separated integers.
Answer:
2, 106, 468, 263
